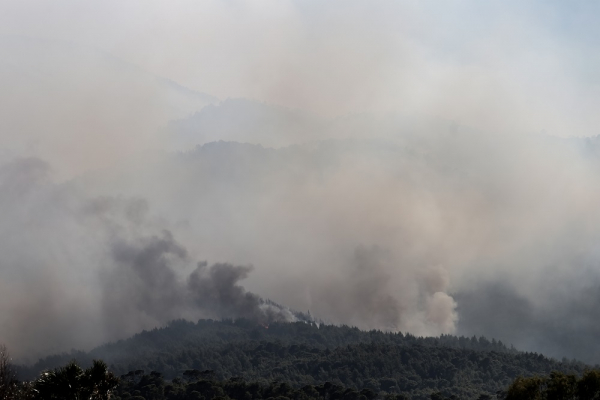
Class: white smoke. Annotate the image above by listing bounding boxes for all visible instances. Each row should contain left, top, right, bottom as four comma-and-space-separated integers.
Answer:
1, 1, 600, 365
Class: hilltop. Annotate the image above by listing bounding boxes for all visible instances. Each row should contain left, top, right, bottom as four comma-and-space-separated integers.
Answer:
17, 319, 590, 400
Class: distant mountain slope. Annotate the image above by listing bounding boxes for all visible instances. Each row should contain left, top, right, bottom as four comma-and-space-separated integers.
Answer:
166, 98, 445, 149
167, 98, 330, 149
17, 319, 589, 400
0, 35, 217, 175
0, 35, 217, 110
79, 136, 600, 366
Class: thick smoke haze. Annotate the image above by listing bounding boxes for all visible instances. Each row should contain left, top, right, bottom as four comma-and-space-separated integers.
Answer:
2, 0, 600, 365
0, 166, 304, 360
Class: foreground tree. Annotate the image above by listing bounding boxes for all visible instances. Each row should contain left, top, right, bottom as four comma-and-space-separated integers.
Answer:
504, 371, 600, 400
0, 344, 19, 399
33, 360, 118, 400
577, 370, 600, 400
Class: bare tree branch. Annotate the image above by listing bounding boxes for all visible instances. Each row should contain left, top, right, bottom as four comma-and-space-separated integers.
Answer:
0, 344, 17, 399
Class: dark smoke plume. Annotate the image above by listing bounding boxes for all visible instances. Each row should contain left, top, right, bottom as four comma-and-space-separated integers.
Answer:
103, 230, 299, 339
0, 158, 305, 361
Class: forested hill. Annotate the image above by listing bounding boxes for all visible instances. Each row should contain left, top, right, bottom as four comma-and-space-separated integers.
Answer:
17, 319, 590, 400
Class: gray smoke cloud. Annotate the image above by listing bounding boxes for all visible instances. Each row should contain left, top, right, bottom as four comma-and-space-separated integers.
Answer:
3, 0, 600, 366
104, 229, 299, 337
0, 163, 302, 361
454, 278, 600, 365
4, 116, 600, 365
300, 246, 456, 333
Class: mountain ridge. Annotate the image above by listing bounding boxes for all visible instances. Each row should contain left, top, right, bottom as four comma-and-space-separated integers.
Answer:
15, 319, 592, 400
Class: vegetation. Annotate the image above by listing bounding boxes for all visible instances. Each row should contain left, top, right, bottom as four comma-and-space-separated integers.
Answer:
504, 370, 600, 400
1, 344, 19, 400
7, 319, 599, 399
116, 371, 384, 400
32, 360, 119, 400
9, 366, 600, 400
1, 358, 117, 400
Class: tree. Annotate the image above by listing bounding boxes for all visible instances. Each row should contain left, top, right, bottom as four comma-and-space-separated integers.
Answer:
0, 344, 18, 400
505, 376, 544, 400
83, 360, 120, 400
577, 370, 600, 400
33, 360, 118, 400
546, 371, 577, 400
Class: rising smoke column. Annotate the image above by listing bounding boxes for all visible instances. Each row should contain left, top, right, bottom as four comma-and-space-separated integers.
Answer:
102, 228, 300, 339
0, 158, 300, 360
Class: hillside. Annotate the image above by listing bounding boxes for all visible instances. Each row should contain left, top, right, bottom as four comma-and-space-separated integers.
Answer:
17, 319, 590, 400
90, 135, 600, 365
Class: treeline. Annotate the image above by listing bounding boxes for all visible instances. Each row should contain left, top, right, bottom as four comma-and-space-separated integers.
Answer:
103, 341, 585, 399
8, 364, 600, 400
1, 356, 118, 400
116, 371, 389, 400
19, 318, 522, 378
115, 369, 600, 400
504, 370, 600, 400
12, 319, 593, 400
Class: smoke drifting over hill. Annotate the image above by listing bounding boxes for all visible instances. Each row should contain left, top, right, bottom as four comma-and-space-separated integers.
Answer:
105, 230, 302, 332
2, 1, 600, 365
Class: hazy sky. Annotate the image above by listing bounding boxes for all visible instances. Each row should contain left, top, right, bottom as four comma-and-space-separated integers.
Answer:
3, 1, 600, 364
2, 1, 600, 136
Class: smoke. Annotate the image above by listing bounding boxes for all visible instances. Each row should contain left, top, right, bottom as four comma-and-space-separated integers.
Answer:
301, 246, 457, 334
454, 278, 600, 364
4, 129, 600, 363
0, 36, 215, 178
0, 163, 302, 361
104, 229, 299, 338
2, 0, 600, 365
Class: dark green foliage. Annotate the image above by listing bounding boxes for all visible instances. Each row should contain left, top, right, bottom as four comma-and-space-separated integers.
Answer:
577, 370, 600, 400
14, 320, 595, 400
114, 373, 389, 400
32, 360, 118, 400
505, 376, 545, 400
111, 369, 600, 400
13, 354, 600, 400
1, 344, 19, 400
18, 319, 525, 380
503, 370, 600, 400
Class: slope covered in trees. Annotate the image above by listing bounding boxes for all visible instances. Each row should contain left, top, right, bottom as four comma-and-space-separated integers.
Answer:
15, 319, 592, 400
